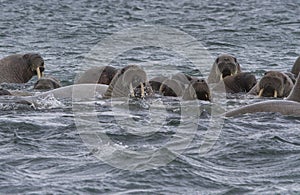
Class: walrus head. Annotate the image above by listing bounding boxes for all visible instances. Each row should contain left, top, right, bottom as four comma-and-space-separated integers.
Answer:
104, 65, 153, 98
183, 78, 211, 101
23, 53, 45, 79
258, 71, 290, 98
34, 77, 61, 90
98, 66, 118, 85
216, 54, 240, 80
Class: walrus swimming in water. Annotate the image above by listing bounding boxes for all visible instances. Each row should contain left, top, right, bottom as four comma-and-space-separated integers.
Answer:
214, 72, 257, 94
34, 77, 61, 90
182, 78, 211, 101
0, 53, 45, 83
291, 56, 300, 77
103, 65, 153, 98
248, 71, 294, 98
225, 73, 300, 117
149, 76, 168, 92
159, 78, 185, 97
0, 88, 11, 96
208, 54, 241, 83
76, 66, 118, 85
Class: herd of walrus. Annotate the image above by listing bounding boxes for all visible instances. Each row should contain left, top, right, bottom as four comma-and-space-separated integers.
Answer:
0, 53, 300, 117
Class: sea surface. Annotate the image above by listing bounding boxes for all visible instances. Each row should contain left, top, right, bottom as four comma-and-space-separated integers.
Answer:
0, 0, 300, 194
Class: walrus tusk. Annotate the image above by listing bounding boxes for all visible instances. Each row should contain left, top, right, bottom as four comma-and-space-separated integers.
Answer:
36, 67, 42, 79
129, 82, 135, 97
205, 94, 209, 100
140, 82, 145, 98
258, 88, 264, 97
220, 74, 223, 81
274, 90, 278, 98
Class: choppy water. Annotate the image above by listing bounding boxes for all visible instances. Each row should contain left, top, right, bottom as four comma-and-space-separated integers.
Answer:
0, 0, 300, 194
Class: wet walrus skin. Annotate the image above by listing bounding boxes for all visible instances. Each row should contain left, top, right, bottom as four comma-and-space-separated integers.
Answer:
213, 72, 257, 94
182, 78, 211, 101
103, 65, 153, 99
248, 71, 294, 98
207, 54, 241, 83
34, 77, 61, 90
225, 74, 300, 117
76, 66, 118, 85
0, 53, 45, 83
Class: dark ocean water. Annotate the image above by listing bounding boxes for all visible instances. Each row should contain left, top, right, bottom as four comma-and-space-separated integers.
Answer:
0, 0, 300, 194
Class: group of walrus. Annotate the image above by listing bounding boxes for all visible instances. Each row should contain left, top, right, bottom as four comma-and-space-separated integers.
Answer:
0, 53, 300, 117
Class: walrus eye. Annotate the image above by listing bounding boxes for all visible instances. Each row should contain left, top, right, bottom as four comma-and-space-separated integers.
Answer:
215, 57, 219, 64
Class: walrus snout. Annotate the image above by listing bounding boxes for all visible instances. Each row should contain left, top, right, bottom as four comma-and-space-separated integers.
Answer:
258, 76, 283, 97
191, 80, 211, 101
25, 53, 45, 79
218, 63, 237, 79
183, 79, 211, 101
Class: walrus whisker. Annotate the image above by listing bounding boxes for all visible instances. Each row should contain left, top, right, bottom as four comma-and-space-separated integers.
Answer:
258, 88, 264, 97
140, 82, 145, 98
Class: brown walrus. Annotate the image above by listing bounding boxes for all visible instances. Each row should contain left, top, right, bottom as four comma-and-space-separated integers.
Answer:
182, 78, 211, 101
34, 77, 61, 90
291, 56, 300, 77
225, 73, 300, 117
214, 72, 257, 94
0, 88, 11, 96
248, 71, 294, 98
0, 53, 45, 83
208, 54, 241, 83
103, 65, 153, 98
159, 79, 185, 97
149, 76, 168, 92
76, 66, 118, 85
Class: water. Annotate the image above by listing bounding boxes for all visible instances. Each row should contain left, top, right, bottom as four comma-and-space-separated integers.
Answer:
0, 0, 300, 194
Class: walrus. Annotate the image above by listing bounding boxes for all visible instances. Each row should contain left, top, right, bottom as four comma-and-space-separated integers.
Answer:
207, 54, 241, 83
103, 65, 153, 99
76, 66, 118, 85
0, 88, 11, 96
149, 76, 168, 92
159, 79, 185, 97
291, 56, 300, 77
0, 53, 45, 83
248, 71, 294, 98
214, 72, 257, 94
225, 73, 300, 117
182, 78, 211, 101
34, 77, 61, 90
